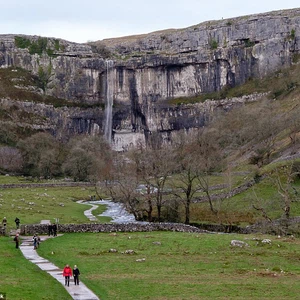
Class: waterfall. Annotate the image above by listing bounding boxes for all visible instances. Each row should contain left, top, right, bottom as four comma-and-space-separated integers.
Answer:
104, 60, 114, 143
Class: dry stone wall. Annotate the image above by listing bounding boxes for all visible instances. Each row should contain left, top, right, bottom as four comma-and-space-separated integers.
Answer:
21, 222, 209, 235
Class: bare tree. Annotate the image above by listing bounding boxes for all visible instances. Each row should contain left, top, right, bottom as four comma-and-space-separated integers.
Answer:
171, 129, 222, 224
130, 143, 175, 221
17, 132, 62, 178
272, 164, 299, 233
251, 162, 299, 235
100, 153, 144, 220
63, 135, 112, 182
0, 146, 23, 173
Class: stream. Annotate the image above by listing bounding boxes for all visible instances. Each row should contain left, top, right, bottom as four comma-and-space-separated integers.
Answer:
90, 199, 139, 223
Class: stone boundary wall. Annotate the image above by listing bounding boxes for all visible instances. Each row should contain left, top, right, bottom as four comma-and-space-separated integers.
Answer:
19, 219, 300, 236
191, 223, 248, 234
0, 182, 93, 189
20, 222, 210, 235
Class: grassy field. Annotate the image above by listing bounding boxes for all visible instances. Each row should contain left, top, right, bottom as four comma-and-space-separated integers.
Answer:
0, 185, 111, 231
1, 231, 298, 300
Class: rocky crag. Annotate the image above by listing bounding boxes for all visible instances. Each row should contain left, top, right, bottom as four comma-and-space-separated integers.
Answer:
0, 8, 299, 148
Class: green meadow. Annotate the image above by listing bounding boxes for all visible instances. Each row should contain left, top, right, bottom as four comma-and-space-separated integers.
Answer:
1, 232, 299, 299
0, 180, 299, 299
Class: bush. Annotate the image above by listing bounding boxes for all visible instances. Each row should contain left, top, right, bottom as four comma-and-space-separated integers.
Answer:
15, 36, 31, 48
290, 29, 296, 40
90, 43, 111, 58
210, 39, 218, 50
29, 37, 48, 55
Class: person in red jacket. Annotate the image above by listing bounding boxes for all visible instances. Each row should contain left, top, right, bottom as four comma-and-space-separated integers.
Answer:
63, 264, 72, 286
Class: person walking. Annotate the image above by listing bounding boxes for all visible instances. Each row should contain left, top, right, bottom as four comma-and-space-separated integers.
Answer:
15, 217, 20, 229
48, 223, 53, 236
2, 217, 7, 235
73, 265, 80, 285
33, 234, 38, 250
52, 223, 57, 236
14, 233, 20, 249
63, 264, 72, 286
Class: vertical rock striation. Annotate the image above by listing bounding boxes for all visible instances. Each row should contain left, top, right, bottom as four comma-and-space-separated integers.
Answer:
0, 8, 299, 147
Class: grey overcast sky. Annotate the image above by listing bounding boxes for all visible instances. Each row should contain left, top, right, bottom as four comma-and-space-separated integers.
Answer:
1, 1, 299, 43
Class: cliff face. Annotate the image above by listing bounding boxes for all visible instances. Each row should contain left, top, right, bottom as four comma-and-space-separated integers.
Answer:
0, 8, 299, 147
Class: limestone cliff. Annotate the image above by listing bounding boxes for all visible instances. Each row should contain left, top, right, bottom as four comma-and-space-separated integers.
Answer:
0, 8, 299, 148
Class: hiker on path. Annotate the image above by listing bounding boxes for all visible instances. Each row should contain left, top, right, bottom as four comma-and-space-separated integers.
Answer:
63, 264, 72, 286
2, 217, 7, 235
48, 223, 53, 236
32, 234, 40, 249
52, 223, 57, 236
14, 233, 20, 249
15, 217, 20, 229
2, 217, 7, 227
73, 265, 80, 285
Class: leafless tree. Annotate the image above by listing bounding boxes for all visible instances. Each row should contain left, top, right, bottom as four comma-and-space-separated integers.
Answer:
63, 135, 112, 182
129, 143, 175, 221
171, 129, 222, 224
251, 162, 299, 235
100, 153, 144, 220
0, 146, 23, 173
17, 132, 62, 178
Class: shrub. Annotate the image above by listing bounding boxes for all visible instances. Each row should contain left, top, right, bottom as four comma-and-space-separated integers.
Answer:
90, 43, 111, 58
14, 36, 31, 49
15, 36, 57, 57
54, 39, 60, 51
210, 39, 218, 50
290, 29, 296, 40
244, 39, 255, 48
29, 37, 48, 55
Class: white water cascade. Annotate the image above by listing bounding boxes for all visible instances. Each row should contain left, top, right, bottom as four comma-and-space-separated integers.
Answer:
104, 60, 114, 143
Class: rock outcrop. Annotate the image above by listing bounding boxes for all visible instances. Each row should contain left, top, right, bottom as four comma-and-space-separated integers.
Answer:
0, 8, 299, 148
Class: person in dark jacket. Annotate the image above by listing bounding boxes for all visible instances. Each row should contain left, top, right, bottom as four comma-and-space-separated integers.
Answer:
14, 233, 20, 249
48, 223, 53, 236
63, 264, 72, 286
52, 223, 57, 236
33, 234, 38, 249
73, 265, 80, 285
15, 217, 20, 229
2, 217, 7, 229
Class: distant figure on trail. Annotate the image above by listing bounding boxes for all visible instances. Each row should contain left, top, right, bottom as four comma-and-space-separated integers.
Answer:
48, 223, 53, 236
63, 264, 72, 286
14, 233, 20, 249
15, 217, 20, 229
2, 217, 7, 235
73, 265, 80, 285
32, 234, 40, 249
2, 217, 7, 228
52, 223, 57, 236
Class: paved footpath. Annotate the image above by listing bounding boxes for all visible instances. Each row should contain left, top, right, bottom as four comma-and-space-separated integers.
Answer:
19, 235, 100, 300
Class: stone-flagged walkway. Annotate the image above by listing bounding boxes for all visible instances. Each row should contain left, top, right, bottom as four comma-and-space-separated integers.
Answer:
77, 200, 99, 221
19, 235, 100, 300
